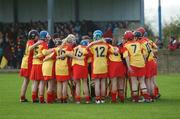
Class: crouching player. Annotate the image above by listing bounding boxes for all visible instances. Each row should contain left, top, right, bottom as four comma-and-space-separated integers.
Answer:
30, 31, 49, 103
87, 30, 115, 104
19, 30, 39, 102
72, 40, 90, 104
123, 31, 151, 102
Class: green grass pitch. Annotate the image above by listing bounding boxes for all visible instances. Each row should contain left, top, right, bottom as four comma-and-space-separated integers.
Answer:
0, 73, 180, 119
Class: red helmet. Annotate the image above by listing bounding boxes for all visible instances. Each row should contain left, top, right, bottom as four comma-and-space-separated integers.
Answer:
124, 31, 134, 40
136, 27, 146, 36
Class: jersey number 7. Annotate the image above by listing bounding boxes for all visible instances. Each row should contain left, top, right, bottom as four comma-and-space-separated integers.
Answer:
131, 44, 137, 53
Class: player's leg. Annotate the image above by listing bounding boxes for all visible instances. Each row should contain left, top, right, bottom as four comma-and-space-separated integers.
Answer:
20, 77, 30, 102
75, 79, 81, 104
94, 79, 100, 104
62, 81, 68, 103
82, 78, 90, 103
100, 78, 106, 103
47, 79, 54, 103
139, 76, 151, 102
57, 81, 63, 103
31, 80, 39, 103
39, 80, 45, 103
131, 77, 139, 102
110, 77, 117, 103
52, 80, 57, 102
118, 77, 125, 102
152, 76, 160, 99
145, 78, 151, 96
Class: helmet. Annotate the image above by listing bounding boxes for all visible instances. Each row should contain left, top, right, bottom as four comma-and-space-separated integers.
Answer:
80, 40, 89, 46
124, 31, 134, 40
93, 30, 103, 41
40, 30, 49, 40
104, 37, 112, 44
134, 31, 142, 38
136, 27, 146, 36
28, 30, 39, 39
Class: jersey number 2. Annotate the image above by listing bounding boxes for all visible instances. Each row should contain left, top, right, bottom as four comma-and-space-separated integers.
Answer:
95, 46, 105, 57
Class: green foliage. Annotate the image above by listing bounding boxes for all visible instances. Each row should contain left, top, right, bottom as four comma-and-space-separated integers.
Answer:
0, 73, 180, 119
144, 24, 155, 41
163, 18, 180, 47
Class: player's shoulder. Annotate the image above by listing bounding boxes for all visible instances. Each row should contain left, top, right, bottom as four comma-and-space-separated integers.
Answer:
27, 39, 34, 45
124, 41, 133, 46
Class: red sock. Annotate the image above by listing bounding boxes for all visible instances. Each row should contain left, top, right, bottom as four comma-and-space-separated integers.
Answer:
47, 92, 53, 103
95, 96, 101, 101
85, 96, 90, 102
154, 86, 159, 97
52, 92, 57, 102
142, 92, 151, 100
20, 96, 25, 100
39, 95, 44, 103
111, 92, 117, 103
63, 96, 68, 102
132, 95, 139, 102
75, 96, 81, 102
119, 95, 125, 102
32, 92, 37, 102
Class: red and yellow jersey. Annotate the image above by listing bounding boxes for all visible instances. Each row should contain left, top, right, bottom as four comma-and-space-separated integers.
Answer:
32, 41, 48, 65
72, 45, 88, 66
55, 45, 73, 76
108, 45, 122, 62
123, 40, 145, 68
139, 37, 157, 61
148, 39, 158, 53
42, 50, 55, 76
88, 42, 114, 74
21, 40, 34, 69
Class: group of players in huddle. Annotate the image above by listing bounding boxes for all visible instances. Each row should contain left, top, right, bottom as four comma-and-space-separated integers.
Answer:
19, 27, 160, 104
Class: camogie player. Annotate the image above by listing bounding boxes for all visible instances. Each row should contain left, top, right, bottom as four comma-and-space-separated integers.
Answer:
42, 34, 55, 103
72, 40, 90, 104
30, 31, 49, 103
87, 30, 115, 104
123, 31, 151, 102
55, 34, 75, 103
105, 37, 126, 103
19, 30, 39, 102
136, 27, 160, 99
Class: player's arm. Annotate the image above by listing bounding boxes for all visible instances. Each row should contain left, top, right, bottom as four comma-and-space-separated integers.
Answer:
87, 39, 105, 49
66, 52, 84, 60
33, 46, 44, 59
42, 48, 55, 56
108, 44, 119, 55
123, 47, 133, 72
56, 54, 67, 59
124, 56, 133, 73
29, 40, 43, 51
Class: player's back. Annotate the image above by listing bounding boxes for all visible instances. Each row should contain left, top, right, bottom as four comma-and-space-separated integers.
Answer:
89, 42, 110, 74
124, 41, 145, 67
72, 45, 88, 66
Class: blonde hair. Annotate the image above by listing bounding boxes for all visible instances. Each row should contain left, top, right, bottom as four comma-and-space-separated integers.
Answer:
63, 34, 76, 43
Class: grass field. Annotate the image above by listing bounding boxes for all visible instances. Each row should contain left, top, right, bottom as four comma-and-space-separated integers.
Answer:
0, 73, 180, 119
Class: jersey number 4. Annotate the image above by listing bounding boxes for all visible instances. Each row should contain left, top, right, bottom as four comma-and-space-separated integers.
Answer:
95, 46, 105, 57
